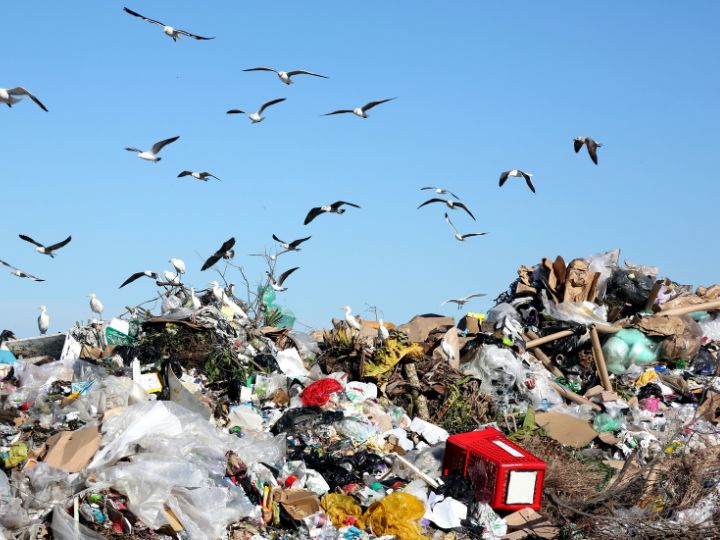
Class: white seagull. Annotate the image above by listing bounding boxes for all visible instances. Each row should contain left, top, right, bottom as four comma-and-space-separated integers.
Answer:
444, 213, 487, 242
442, 293, 486, 310
38, 305, 50, 335
0, 87, 48, 111
440, 336, 455, 363
178, 171, 221, 182
19, 234, 72, 257
421, 186, 460, 200
324, 98, 396, 118
266, 267, 300, 292
125, 136, 180, 162
87, 294, 104, 319
123, 7, 214, 42
341, 306, 362, 331
119, 270, 159, 288
249, 250, 288, 262
169, 258, 186, 275
499, 169, 535, 193
209, 281, 248, 320
161, 270, 181, 285
185, 288, 202, 310
0, 259, 44, 281
418, 198, 476, 220
227, 98, 286, 123
574, 136, 603, 165
272, 234, 311, 252
378, 319, 390, 342
243, 67, 328, 85
201, 237, 235, 271
304, 201, 360, 225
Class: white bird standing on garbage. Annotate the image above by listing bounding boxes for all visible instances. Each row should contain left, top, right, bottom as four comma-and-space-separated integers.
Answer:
162, 270, 181, 285
324, 98, 396, 118
37, 305, 49, 335
267, 267, 300, 292
342, 306, 362, 331
209, 281, 248, 320
227, 98, 286, 123
243, 67, 328, 85
123, 7, 214, 41
87, 294, 103, 320
440, 336, 455, 363
125, 136, 180, 162
378, 319, 390, 342
185, 288, 201, 310
169, 258, 186, 275
499, 169, 536, 193
0, 87, 48, 111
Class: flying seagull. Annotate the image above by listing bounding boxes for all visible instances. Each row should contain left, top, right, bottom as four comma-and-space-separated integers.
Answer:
201, 237, 236, 271
125, 136, 179, 162
421, 186, 460, 200
250, 250, 288, 262
417, 198, 476, 220
38, 305, 50, 335
499, 170, 535, 193
227, 98, 286, 123
0, 259, 44, 281
243, 67, 328, 85
304, 201, 360, 225
87, 294, 104, 319
444, 213, 487, 242
123, 7, 214, 41
119, 270, 159, 288
266, 267, 299, 292
178, 171, 221, 182
0, 87, 48, 111
272, 234, 311, 252
19, 234, 71, 257
574, 136, 603, 165
442, 293, 486, 309
324, 98, 396, 118
169, 258, 186, 275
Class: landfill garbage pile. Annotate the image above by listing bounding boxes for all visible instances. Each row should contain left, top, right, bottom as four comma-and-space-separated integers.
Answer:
1, 248, 720, 540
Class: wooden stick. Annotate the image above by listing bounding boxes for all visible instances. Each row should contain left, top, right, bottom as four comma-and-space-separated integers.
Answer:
654, 299, 720, 318
590, 326, 612, 392
393, 453, 442, 488
551, 381, 602, 411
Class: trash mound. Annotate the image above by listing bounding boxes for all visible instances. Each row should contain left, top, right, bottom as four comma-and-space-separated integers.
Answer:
2, 247, 720, 540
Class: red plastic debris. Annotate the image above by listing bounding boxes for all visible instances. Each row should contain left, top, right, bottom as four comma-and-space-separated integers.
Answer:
301, 378, 343, 406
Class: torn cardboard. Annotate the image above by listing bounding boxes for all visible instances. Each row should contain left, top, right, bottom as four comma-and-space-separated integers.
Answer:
535, 411, 597, 448
276, 489, 320, 520
503, 508, 558, 539
43, 425, 101, 473
397, 314, 454, 343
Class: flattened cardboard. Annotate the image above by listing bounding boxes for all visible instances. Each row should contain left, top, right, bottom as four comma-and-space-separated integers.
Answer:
535, 411, 597, 448
503, 507, 558, 539
397, 315, 454, 343
698, 391, 720, 424
276, 489, 320, 520
43, 425, 100, 473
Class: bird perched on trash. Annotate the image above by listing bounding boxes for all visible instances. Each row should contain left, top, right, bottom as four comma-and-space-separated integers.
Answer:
125, 136, 180, 162
304, 201, 360, 225
123, 7, 214, 41
37, 305, 49, 335
440, 336, 455, 363
499, 169, 535, 193
250, 250, 288, 262
324, 98, 396, 118
185, 288, 202, 310
201, 237, 236, 271
209, 281, 248, 320
161, 270, 181, 285
272, 234, 311, 252
160, 293, 182, 315
177, 171, 221, 182
0, 259, 44, 281
243, 67, 328, 85
87, 294, 104, 320
417, 198, 476, 220
227, 98, 286, 124
421, 186, 460, 199
573, 136, 603, 165
378, 319, 390, 342
119, 270, 159, 288
0, 87, 47, 111
444, 213, 487, 242
341, 306, 362, 331
18, 234, 72, 258
267, 267, 300, 292
169, 258, 186, 275
442, 292, 486, 309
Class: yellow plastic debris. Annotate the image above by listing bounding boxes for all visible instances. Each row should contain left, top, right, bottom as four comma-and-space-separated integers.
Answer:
635, 368, 659, 388
363, 339, 424, 381
359, 492, 428, 540
320, 493, 362, 528
2, 442, 28, 469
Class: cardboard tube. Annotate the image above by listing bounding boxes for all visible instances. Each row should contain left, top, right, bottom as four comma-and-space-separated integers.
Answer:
655, 299, 720, 318
551, 381, 602, 411
525, 332, 564, 377
590, 326, 612, 392
525, 330, 574, 349
393, 453, 442, 488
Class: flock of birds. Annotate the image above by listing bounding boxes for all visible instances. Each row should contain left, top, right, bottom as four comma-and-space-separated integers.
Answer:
1, 6, 605, 337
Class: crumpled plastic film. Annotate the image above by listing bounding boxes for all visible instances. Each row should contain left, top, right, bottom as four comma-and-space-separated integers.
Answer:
301, 378, 344, 406
359, 491, 428, 540
321, 493, 362, 528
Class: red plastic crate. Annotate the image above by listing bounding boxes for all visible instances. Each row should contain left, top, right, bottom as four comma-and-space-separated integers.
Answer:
441, 427, 546, 511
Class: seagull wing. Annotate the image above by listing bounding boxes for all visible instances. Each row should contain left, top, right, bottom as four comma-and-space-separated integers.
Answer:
201, 237, 235, 271
178, 171, 192, 177
286, 70, 328, 79
150, 136, 180, 155
573, 138, 584, 153
243, 67, 279, 74
442, 298, 460, 306
420, 186, 436, 191
8, 87, 48, 111
46, 235, 72, 252
332, 201, 361, 210
258, 98, 286, 115
0, 259, 19, 271
226, 109, 246, 114
323, 109, 353, 116
125, 147, 143, 153
499, 170, 511, 187
219, 237, 236, 254
120, 271, 151, 288
304, 207, 324, 225
361, 97, 396, 112
522, 172, 536, 193
22, 271, 44, 282
447, 190, 461, 199
455, 202, 476, 220
464, 292, 487, 300
444, 212, 460, 235
272, 234, 286, 244
417, 198, 445, 209
585, 138, 599, 164
460, 232, 488, 239
176, 29, 214, 40
19, 234, 44, 248
205, 173, 222, 181
277, 266, 300, 286
123, 7, 165, 26
288, 235, 312, 249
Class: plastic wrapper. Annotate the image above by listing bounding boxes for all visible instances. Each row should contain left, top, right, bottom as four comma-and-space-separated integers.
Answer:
321, 493, 362, 528
605, 269, 656, 312
0, 473, 29, 529
541, 291, 608, 325
301, 378, 344, 406
359, 492, 427, 540
586, 249, 620, 300
603, 329, 659, 374
700, 315, 720, 341
52, 506, 106, 540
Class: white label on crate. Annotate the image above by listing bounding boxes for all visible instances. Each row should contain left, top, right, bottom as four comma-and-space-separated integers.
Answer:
505, 470, 537, 505
492, 440, 524, 458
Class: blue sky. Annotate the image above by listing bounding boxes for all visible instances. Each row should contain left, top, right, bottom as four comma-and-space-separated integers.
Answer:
1, 1, 719, 336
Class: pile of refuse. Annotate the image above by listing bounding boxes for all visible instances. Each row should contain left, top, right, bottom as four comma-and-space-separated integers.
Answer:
2, 248, 720, 540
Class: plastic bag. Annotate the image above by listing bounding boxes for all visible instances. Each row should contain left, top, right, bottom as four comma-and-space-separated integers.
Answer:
52, 506, 106, 540
359, 492, 427, 540
541, 291, 608, 325
586, 249, 620, 300
603, 329, 659, 374
321, 493, 362, 528
301, 378, 344, 406
465, 345, 534, 408
0, 473, 29, 529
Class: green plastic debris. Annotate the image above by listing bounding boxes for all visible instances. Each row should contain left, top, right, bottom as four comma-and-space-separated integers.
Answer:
593, 413, 620, 433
